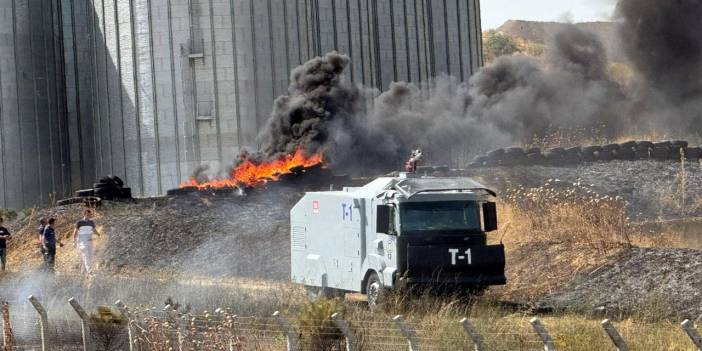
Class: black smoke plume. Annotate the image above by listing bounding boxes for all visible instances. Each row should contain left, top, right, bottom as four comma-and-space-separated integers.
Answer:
241, 0, 702, 174
254, 24, 626, 171
617, 0, 702, 132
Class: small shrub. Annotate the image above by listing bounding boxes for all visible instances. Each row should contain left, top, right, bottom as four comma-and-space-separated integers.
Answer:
90, 306, 128, 351
297, 299, 345, 350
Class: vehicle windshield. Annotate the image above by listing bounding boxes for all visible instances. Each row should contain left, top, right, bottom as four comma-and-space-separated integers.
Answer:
400, 201, 481, 232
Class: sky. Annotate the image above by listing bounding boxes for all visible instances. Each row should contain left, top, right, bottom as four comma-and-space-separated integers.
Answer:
481, 0, 618, 30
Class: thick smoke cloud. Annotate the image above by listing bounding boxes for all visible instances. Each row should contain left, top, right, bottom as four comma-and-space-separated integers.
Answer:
248, 0, 702, 172
617, 0, 702, 132
260, 53, 362, 158
255, 24, 626, 171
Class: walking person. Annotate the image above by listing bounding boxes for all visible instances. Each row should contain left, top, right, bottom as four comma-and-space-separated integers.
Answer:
41, 218, 63, 273
72, 209, 100, 275
37, 218, 47, 257
0, 217, 11, 272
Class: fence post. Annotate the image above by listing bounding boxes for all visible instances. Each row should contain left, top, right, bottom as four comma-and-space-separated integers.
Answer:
28, 295, 49, 351
273, 311, 299, 351
601, 319, 629, 351
331, 313, 358, 351
114, 300, 135, 351
530, 317, 556, 351
681, 320, 702, 350
68, 298, 95, 351
1, 300, 14, 351
460, 318, 486, 351
393, 315, 420, 351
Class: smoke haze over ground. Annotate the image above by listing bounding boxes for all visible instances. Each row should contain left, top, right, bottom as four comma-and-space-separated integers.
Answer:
236, 0, 702, 173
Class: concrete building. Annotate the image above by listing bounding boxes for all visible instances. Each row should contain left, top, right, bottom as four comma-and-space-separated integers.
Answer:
0, 0, 483, 209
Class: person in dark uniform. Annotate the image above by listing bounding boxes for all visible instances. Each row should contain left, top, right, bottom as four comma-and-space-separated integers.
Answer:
37, 218, 47, 257
0, 217, 11, 271
41, 218, 63, 273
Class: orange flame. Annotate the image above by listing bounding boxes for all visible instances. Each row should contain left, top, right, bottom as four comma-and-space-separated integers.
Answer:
180, 148, 324, 189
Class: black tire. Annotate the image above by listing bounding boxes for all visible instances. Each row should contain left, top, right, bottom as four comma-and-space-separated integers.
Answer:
546, 147, 566, 155
56, 197, 85, 206
634, 146, 651, 159
614, 148, 635, 161
669, 147, 685, 161
618, 140, 637, 149
686, 147, 702, 160
672, 140, 689, 148
93, 183, 119, 191
98, 176, 117, 187
167, 187, 200, 196
636, 141, 654, 149
366, 272, 384, 310
94, 188, 115, 200
582, 145, 602, 153
602, 143, 620, 152
651, 147, 669, 161
581, 146, 601, 162
653, 141, 672, 148
111, 176, 124, 187
119, 187, 133, 199
595, 149, 614, 161
75, 189, 95, 197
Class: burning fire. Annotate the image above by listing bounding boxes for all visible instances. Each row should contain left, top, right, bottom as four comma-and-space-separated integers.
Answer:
180, 148, 324, 189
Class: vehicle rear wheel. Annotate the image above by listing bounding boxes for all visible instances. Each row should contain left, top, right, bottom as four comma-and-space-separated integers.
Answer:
366, 273, 384, 310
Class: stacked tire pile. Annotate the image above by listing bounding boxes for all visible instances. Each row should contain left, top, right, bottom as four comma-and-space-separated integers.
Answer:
80, 176, 133, 200
468, 140, 702, 168
57, 176, 133, 206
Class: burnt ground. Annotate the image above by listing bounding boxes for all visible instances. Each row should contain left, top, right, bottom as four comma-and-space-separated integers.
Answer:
2, 159, 702, 318
541, 248, 702, 318
468, 159, 702, 221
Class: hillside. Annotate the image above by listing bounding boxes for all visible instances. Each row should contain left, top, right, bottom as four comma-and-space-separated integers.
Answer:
2, 158, 702, 317
496, 20, 625, 62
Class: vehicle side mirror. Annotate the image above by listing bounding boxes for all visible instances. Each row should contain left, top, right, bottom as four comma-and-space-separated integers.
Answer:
483, 202, 498, 232
376, 205, 391, 234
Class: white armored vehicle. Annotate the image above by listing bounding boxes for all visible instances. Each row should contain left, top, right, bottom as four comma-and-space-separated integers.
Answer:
290, 173, 506, 306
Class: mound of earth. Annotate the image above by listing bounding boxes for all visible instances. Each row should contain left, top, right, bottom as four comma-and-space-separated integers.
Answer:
469, 160, 702, 221
4, 186, 301, 280
540, 248, 702, 318
2, 160, 701, 318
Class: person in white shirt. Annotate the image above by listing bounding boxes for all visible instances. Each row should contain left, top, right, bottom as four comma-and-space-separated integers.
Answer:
72, 209, 101, 275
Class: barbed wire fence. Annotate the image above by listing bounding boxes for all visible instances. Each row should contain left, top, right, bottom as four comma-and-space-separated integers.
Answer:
2, 296, 702, 351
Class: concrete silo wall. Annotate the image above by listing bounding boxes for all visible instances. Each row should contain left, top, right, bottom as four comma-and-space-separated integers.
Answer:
0, 0, 483, 208
0, 0, 71, 209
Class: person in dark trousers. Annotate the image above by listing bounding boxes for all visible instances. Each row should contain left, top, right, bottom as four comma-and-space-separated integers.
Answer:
37, 218, 47, 257
41, 218, 63, 273
0, 217, 11, 271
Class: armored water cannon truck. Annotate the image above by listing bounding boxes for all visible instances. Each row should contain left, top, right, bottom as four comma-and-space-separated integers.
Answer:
290, 173, 506, 306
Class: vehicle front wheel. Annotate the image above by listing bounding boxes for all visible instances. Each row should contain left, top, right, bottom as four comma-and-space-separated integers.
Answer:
366, 273, 384, 310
